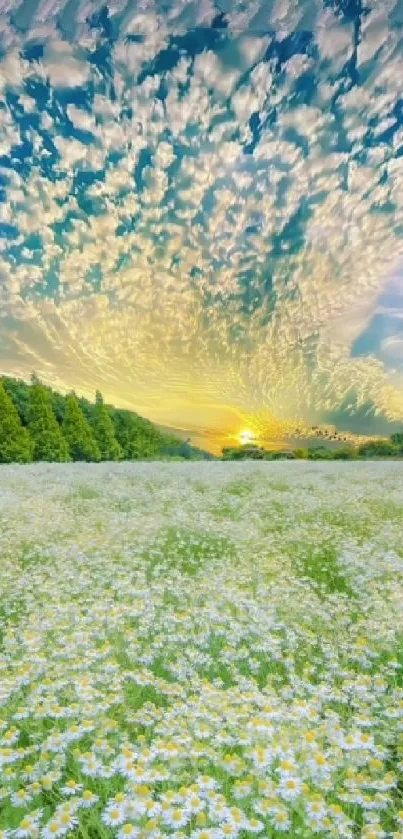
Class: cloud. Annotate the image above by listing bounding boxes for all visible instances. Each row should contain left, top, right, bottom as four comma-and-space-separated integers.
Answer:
0, 0, 403, 449
315, 8, 354, 73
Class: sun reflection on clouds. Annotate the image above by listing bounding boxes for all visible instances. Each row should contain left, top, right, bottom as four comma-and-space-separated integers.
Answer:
1, 0, 403, 451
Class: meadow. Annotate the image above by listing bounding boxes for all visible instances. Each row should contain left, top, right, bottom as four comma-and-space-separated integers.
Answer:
0, 461, 403, 839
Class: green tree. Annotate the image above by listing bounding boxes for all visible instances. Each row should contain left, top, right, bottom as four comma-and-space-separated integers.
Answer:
62, 393, 100, 462
358, 439, 396, 458
113, 409, 164, 459
333, 446, 358, 460
391, 432, 403, 453
293, 448, 309, 459
2, 377, 31, 425
92, 390, 123, 461
307, 446, 333, 460
0, 380, 33, 463
28, 381, 70, 462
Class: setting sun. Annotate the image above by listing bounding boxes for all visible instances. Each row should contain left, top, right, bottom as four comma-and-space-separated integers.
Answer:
239, 430, 256, 446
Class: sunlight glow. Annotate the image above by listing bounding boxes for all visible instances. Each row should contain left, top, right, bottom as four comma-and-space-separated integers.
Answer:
239, 430, 256, 446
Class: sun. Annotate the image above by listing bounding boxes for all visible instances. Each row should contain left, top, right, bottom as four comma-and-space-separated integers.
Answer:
239, 429, 255, 445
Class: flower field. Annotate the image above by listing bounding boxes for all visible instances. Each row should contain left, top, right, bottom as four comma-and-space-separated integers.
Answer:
1, 462, 403, 839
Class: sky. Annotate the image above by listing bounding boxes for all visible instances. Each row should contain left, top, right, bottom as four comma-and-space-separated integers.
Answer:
1, 0, 403, 454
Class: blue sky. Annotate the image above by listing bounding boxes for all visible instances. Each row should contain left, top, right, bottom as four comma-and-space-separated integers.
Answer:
1, 0, 403, 451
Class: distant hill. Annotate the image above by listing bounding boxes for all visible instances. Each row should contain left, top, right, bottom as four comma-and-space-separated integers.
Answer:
0, 375, 216, 462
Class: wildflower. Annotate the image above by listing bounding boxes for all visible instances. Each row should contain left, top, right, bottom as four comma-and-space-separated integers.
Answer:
61, 780, 83, 796
78, 789, 99, 808
14, 813, 42, 838
11, 787, 33, 807
163, 807, 190, 828
102, 804, 126, 826
270, 809, 291, 831
246, 817, 264, 833
278, 775, 302, 801
118, 825, 139, 839
41, 821, 65, 839
361, 825, 386, 839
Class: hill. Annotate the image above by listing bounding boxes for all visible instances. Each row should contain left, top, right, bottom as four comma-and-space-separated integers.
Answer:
0, 375, 216, 463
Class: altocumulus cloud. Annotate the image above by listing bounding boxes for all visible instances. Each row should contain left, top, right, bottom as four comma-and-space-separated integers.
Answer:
1, 0, 403, 449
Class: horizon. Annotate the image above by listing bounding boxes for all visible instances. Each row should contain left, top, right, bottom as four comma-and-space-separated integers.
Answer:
1, 1, 403, 447
1, 371, 396, 457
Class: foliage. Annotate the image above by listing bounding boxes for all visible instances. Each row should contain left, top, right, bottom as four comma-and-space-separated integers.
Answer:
358, 439, 397, 457
28, 380, 70, 462
0, 375, 214, 463
391, 432, 403, 451
113, 408, 164, 459
160, 436, 213, 460
92, 391, 123, 461
332, 445, 358, 460
0, 462, 403, 838
222, 434, 403, 460
223, 445, 266, 460
0, 381, 32, 463
307, 445, 334, 460
62, 393, 101, 462
2, 377, 31, 425
293, 447, 309, 459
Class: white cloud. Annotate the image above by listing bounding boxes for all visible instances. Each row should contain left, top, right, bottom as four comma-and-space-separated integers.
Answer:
66, 105, 97, 134
238, 35, 270, 68
316, 9, 354, 73
40, 39, 91, 87
194, 51, 241, 98
1, 0, 403, 435
0, 49, 29, 91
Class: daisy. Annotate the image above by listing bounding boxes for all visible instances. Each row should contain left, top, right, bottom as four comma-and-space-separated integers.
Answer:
14, 814, 42, 839
196, 776, 219, 791
11, 787, 33, 807
361, 826, 386, 839
125, 798, 148, 818
141, 818, 162, 836
217, 825, 240, 838
57, 810, 79, 832
118, 824, 139, 839
278, 775, 302, 801
224, 807, 247, 830
61, 780, 83, 796
270, 809, 291, 832
102, 804, 126, 827
163, 807, 190, 829
41, 820, 65, 839
21, 765, 37, 782
246, 818, 264, 833
78, 789, 99, 808
187, 794, 205, 813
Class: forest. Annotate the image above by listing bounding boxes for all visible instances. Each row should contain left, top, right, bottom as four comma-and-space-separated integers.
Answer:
0, 375, 214, 463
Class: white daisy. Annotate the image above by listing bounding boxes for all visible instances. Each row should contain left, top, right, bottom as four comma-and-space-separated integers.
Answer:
102, 804, 126, 827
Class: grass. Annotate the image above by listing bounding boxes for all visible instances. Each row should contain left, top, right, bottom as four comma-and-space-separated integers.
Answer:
0, 461, 403, 838
296, 541, 356, 597
144, 526, 237, 579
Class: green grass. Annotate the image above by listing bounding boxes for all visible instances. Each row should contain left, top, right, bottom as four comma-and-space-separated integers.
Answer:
144, 526, 237, 579
1, 462, 403, 838
66, 485, 101, 502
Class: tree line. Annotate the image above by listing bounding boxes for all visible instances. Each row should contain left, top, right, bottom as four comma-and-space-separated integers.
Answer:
0, 375, 214, 464
222, 437, 403, 460
3, 374, 401, 465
